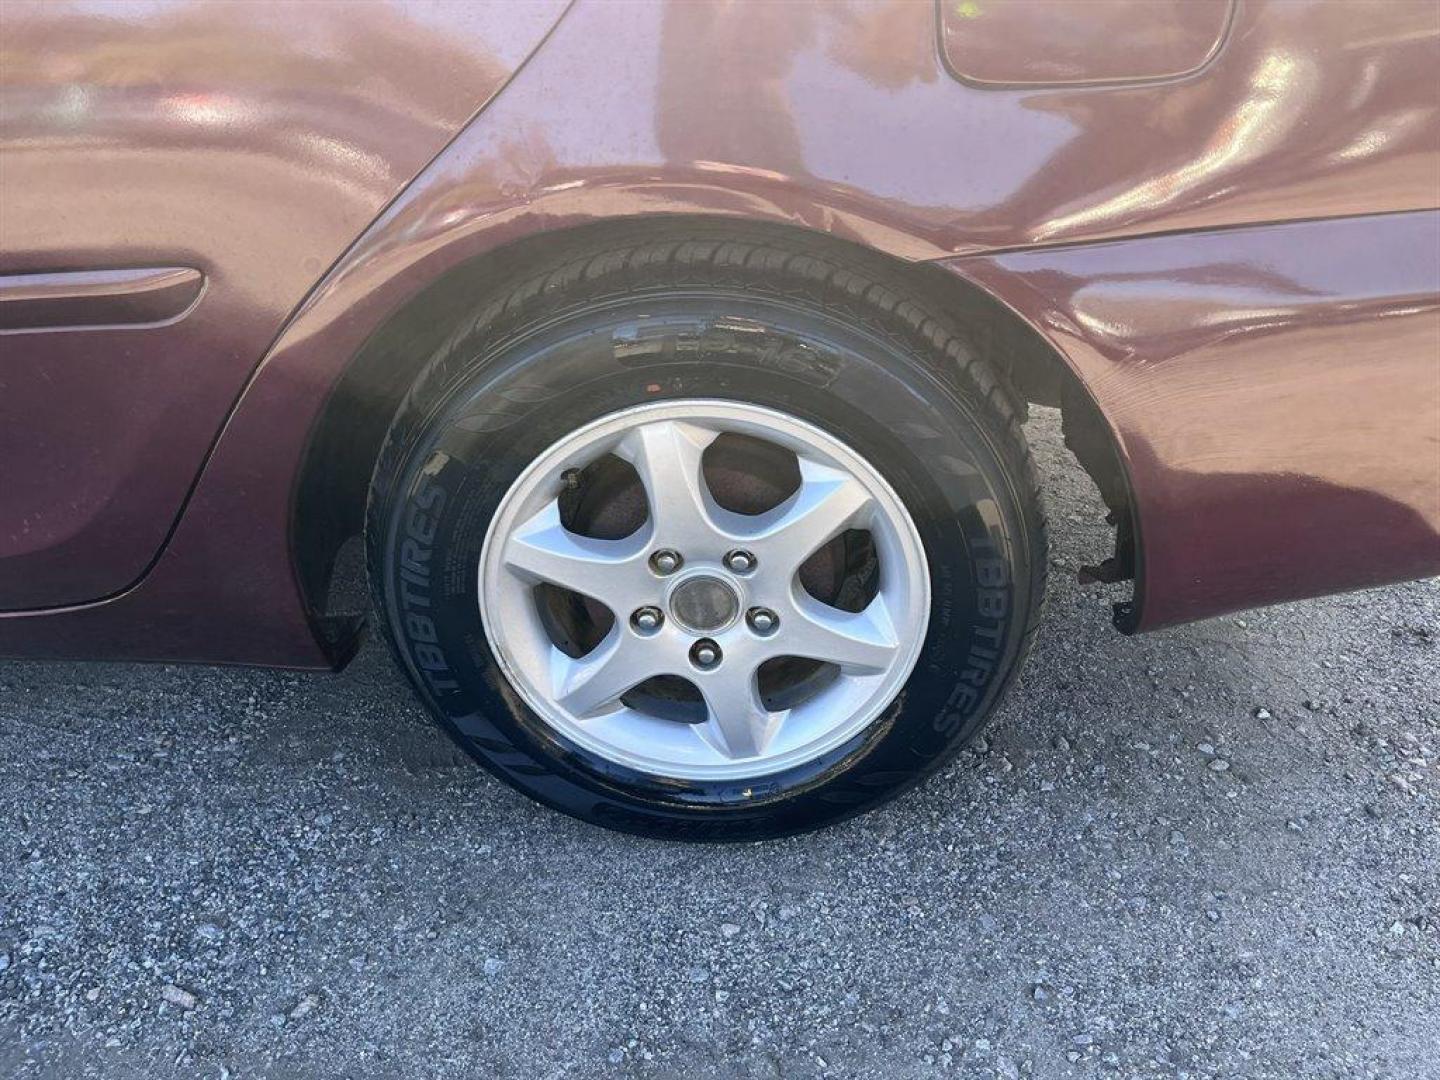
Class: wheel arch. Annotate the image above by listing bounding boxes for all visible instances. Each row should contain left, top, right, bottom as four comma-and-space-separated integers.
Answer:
293, 215, 1138, 632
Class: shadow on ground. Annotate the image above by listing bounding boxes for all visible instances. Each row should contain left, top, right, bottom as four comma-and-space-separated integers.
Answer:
1, 409, 1436, 1079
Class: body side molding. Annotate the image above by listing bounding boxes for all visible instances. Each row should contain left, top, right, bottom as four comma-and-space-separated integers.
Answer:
0, 267, 204, 332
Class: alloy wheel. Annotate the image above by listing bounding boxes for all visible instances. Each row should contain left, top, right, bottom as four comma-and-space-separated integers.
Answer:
478, 399, 931, 781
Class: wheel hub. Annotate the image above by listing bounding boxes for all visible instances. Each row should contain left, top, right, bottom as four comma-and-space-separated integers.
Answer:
478, 399, 931, 781
668, 573, 741, 635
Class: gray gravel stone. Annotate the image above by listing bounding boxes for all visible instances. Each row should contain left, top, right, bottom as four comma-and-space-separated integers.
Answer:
159, 985, 197, 1011
286, 993, 319, 1021
1, 407, 1435, 1080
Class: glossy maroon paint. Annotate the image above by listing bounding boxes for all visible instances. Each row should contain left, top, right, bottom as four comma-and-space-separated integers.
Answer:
0, 0, 1436, 666
945, 211, 1440, 630
940, 0, 1234, 87
0, 0, 568, 608
0, 267, 204, 330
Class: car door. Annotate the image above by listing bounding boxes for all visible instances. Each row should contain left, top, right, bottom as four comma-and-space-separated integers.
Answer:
0, 0, 567, 608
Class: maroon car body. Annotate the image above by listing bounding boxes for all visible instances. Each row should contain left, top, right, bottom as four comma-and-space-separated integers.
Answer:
2, 0, 1437, 668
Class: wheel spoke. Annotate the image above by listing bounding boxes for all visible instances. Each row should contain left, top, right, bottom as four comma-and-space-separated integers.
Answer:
616, 419, 721, 547
479, 399, 932, 781
502, 502, 645, 611
695, 662, 778, 759
754, 458, 874, 571
552, 631, 657, 718
785, 594, 900, 674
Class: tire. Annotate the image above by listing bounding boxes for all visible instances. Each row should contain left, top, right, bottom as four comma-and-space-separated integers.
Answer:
366, 231, 1046, 841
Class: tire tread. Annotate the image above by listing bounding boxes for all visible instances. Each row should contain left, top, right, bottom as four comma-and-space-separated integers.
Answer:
366, 231, 1048, 764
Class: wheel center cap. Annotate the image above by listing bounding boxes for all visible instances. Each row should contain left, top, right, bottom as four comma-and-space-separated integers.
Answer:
669, 574, 740, 634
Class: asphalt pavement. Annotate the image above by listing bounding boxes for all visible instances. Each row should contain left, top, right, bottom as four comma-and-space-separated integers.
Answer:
1, 408, 1436, 1079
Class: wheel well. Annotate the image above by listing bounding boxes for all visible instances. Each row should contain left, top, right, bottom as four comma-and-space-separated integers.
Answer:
294, 216, 1136, 627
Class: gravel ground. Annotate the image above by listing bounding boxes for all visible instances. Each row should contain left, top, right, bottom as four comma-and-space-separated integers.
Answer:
1, 408, 1436, 1080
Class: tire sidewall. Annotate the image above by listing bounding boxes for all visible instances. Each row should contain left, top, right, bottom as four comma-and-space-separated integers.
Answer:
377, 292, 1033, 840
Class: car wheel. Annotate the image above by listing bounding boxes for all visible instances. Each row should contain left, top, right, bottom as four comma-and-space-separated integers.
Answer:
366, 233, 1046, 840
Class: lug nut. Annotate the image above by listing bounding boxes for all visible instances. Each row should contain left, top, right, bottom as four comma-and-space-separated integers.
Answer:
650, 550, 683, 575
724, 549, 756, 574
690, 639, 722, 670
747, 607, 778, 635
631, 606, 664, 633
